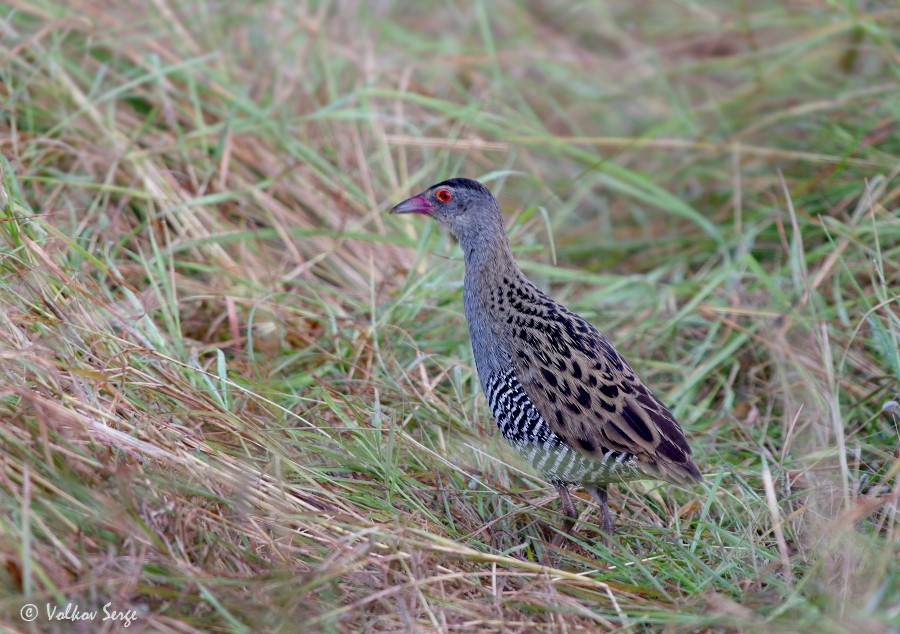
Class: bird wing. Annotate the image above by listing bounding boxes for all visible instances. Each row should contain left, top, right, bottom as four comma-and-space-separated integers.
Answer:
506, 288, 702, 484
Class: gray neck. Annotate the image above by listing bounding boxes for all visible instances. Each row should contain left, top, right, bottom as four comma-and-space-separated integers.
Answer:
461, 234, 517, 281
454, 201, 519, 282
459, 223, 523, 381
459, 216, 523, 305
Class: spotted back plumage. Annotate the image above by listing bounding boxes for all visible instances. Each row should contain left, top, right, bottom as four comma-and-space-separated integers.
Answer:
491, 275, 702, 485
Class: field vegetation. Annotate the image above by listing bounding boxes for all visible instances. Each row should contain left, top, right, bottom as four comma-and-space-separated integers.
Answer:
0, 1, 898, 631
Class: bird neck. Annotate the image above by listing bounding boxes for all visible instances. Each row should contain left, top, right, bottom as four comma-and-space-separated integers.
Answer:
460, 227, 521, 288
460, 227, 523, 372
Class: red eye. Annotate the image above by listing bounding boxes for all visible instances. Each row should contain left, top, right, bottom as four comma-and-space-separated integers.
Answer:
435, 188, 452, 203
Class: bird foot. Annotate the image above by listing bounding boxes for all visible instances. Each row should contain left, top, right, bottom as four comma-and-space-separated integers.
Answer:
587, 485, 616, 543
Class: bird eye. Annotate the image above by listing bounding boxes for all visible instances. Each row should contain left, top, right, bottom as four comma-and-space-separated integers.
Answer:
435, 188, 452, 203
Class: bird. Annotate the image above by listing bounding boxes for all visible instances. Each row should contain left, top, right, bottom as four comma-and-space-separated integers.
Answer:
391, 178, 702, 538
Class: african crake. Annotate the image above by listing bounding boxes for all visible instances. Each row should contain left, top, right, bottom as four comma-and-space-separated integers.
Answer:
391, 178, 702, 537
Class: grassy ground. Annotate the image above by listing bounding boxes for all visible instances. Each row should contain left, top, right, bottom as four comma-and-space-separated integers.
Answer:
1, 1, 898, 632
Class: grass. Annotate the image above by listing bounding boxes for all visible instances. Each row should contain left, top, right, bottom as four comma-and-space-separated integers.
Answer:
0, 0, 898, 631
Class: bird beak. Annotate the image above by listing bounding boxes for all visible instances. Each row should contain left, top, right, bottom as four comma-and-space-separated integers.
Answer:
390, 195, 434, 216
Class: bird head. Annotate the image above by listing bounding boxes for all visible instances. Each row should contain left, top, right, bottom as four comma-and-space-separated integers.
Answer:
390, 178, 503, 246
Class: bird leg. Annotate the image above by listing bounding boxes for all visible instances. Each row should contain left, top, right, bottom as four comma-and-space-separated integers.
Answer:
556, 484, 578, 534
587, 485, 615, 537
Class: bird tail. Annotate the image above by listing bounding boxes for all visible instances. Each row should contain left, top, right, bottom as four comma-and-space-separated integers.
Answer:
642, 458, 704, 485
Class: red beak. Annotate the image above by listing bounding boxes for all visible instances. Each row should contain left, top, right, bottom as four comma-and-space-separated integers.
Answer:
390, 195, 434, 216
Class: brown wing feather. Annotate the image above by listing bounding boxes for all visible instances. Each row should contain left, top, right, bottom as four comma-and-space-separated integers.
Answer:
505, 282, 702, 485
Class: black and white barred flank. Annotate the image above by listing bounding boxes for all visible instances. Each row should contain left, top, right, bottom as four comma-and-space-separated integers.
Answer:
485, 367, 642, 485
